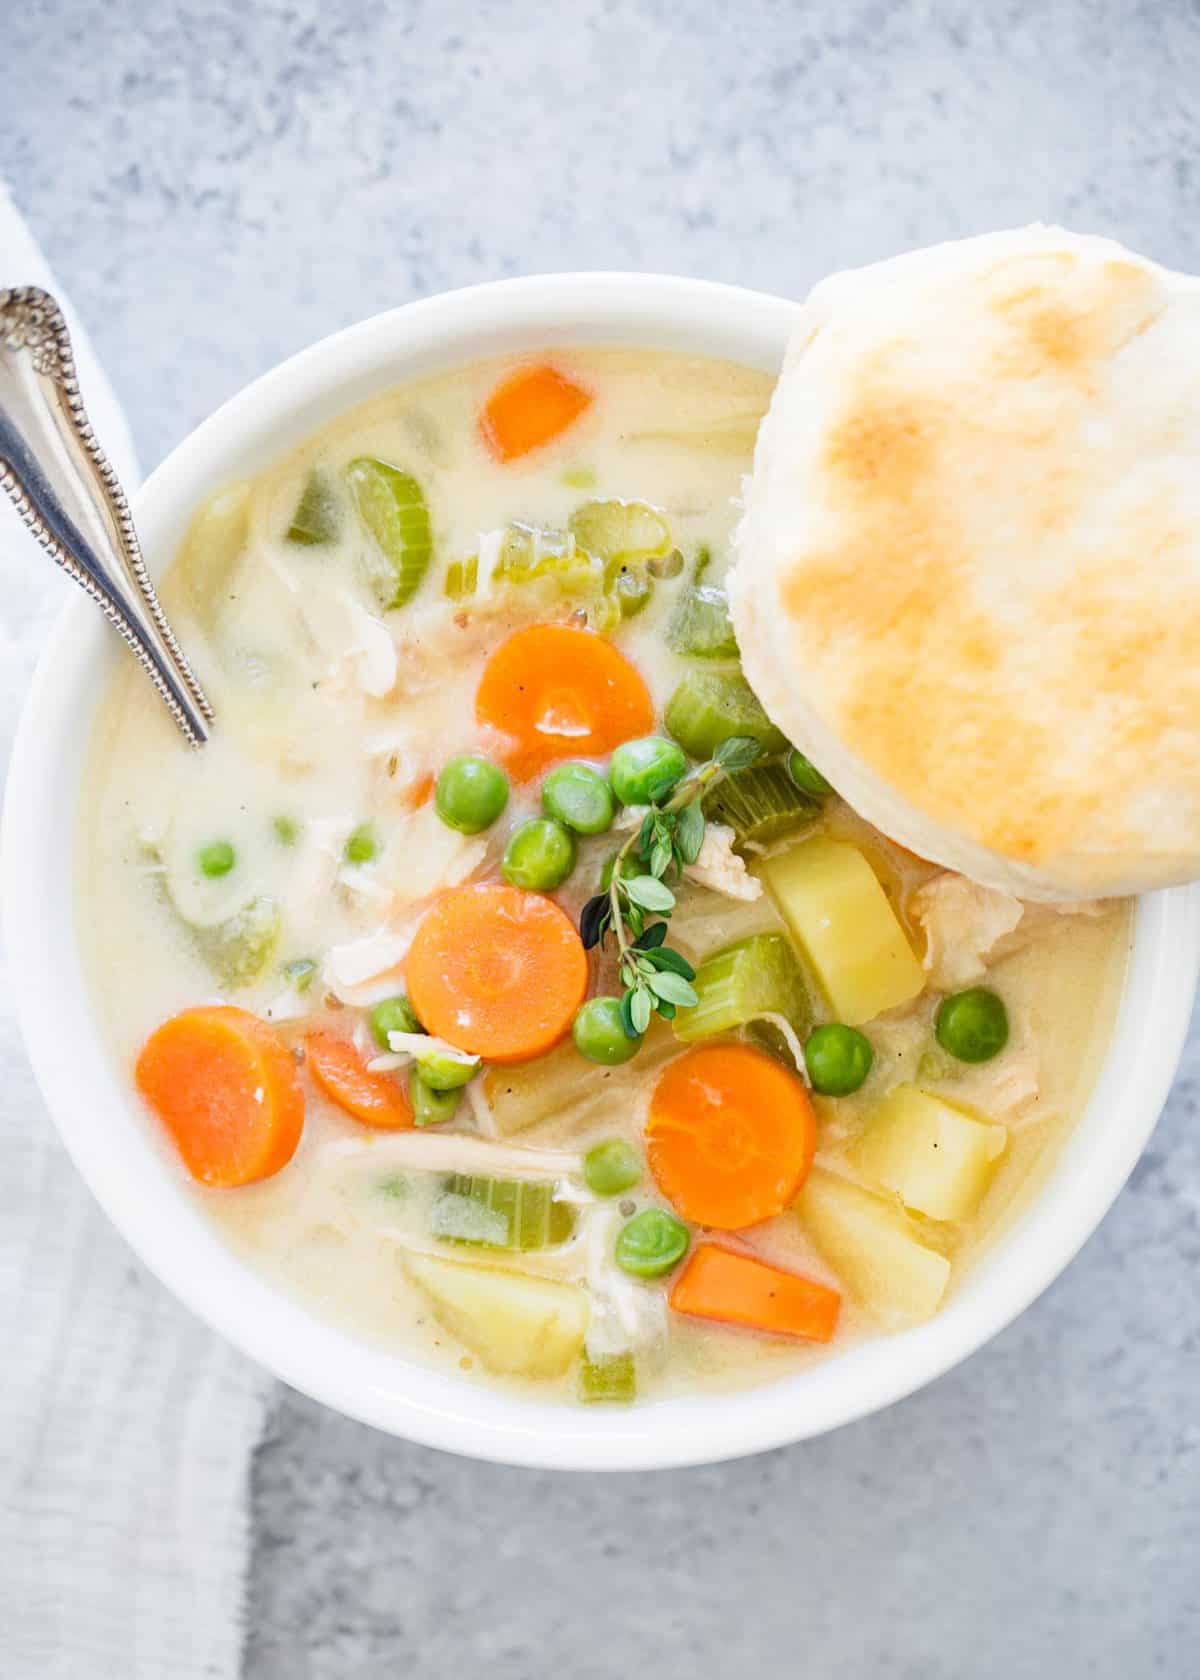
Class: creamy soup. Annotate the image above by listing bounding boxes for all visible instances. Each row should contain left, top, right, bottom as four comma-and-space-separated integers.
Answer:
77, 349, 1131, 1405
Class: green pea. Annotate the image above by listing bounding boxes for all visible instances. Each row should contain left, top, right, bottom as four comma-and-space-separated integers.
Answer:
541, 762, 615, 835
369, 994, 424, 1051
787, 749, 833, 799
573, 997, 640, 1066
409, 1068, 461, 1126
272, 815, 300, 846
502, 818, 576, 890
583, 1137, 642, 1195
608, 736, 688, 806
345, 823, 377, 864
615, 1208, 690, 1278
416, 1048, 480, 1091
435, 755, 509, 834
804, 1023, 874, 1096
935, 987, 1009, 1063
197, 840, 236, 878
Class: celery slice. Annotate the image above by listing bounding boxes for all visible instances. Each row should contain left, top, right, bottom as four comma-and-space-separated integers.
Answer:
346, 456, 432, 609
431, 1175, 576, 1251
578, 1350, 636, 1403
666, 583, 739, 659
567, 498, 672, 566
444, 554, 478, 600
198, 895, 282, 989
674, 932, 809, 1042
286, 471, 341, 545
702, 760, 818, 846
664, 670, 789, 760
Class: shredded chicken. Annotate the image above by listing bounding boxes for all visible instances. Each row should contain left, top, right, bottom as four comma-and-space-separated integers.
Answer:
338, 592, 397, 698
283, 815, 356, 943
377, 802, 487, 907
584, 1206, 668, 1358
317, 1132, 583, 1180
684, 821, 763, 902
910, 873, 1025, 989
367, 1033, 478, 1073
322, 924, 414, 1006
911, 871, 1108, 989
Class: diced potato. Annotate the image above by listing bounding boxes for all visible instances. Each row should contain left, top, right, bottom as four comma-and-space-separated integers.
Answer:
404, 1253, 589, 1377
761, 837, 924, 1024
796, 1166, 950, 1327
852, 1085, 1008, 1223
482, 1027, 676, 1137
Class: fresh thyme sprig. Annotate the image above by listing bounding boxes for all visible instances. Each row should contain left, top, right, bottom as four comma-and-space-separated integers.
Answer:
578, 735, 763, 1036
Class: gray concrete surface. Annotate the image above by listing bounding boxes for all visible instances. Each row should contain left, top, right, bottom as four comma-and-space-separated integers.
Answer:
4, 1, 1199, 1674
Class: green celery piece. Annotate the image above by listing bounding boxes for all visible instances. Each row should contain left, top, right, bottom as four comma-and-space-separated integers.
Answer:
286, 471, 341, 545
606, 561, 654, 619
444, 554, 478, 600
431, 1175, 576, 1252
578, 1350, 636, 1404
345, 456, 432, 609
702, 760, 819, 846
198, 895, 282, 989
567, 498, 671, 566
667, 583, 739, 659
664, 670, 789, 760
674, 932, 809, 1043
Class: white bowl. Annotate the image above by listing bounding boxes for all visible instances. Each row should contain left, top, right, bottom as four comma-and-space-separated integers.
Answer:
5, 274, 1199, 1469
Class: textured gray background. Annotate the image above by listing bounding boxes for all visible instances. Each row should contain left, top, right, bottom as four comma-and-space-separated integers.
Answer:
5, 1, 1200, 1675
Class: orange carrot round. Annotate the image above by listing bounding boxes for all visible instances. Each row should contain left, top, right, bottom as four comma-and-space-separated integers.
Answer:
647, 1043, 816, 1230
670, 1243, 840, 1342
476, 624, 655, 781
305, 1032, 413, 1130
405, 883, 588, 1063
480, 363, 592, 462
135, 1005, 304, 1187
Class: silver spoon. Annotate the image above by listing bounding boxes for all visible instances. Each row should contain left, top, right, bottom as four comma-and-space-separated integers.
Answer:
0, 285, 212, 745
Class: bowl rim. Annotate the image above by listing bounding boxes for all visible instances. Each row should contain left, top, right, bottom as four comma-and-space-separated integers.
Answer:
5, 270, 1199, 1470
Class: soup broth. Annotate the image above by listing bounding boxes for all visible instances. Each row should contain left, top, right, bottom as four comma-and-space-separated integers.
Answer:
77, 349, 1130, 1406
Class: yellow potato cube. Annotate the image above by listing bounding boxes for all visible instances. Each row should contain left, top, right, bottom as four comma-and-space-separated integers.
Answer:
797, 1166, 950, 1327
761, 837, 924, 1024
852, 1084, 1008, 1223
404, 1253, 589, 1377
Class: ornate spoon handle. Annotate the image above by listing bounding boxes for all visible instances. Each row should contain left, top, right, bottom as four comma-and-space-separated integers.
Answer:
0, 285, 212, 746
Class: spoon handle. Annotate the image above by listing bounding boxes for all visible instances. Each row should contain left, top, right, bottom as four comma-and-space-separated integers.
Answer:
0, 286, 212, 746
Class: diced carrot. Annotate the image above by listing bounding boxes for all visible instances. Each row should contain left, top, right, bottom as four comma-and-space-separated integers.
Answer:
305, 1032, 413, 1129
405, 883, 588, 1063
476, 624, 655, 781
404, 769, 436, 809
480, 364, 592, 462
670, 1244, 840, 1342
135, 1005, 304, 1187
647, 1043, 816, 1230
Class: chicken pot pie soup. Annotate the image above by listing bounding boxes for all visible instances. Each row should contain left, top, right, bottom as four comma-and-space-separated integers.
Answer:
77, 349, 1130, 1405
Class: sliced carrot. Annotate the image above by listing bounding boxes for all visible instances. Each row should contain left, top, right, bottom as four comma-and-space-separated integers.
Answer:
647, 1043, 816, 1230
476, 624, 655, 781
480, 363, 592, 462
135, 1005, 304, 1187
404, 769, 436, 809
670, 1244, 840, 1342
305, 1032, 413, 1129
405, 883, 588, 1063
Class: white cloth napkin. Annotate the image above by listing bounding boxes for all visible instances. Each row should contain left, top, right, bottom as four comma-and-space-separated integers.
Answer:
0, 184, 271, 1679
